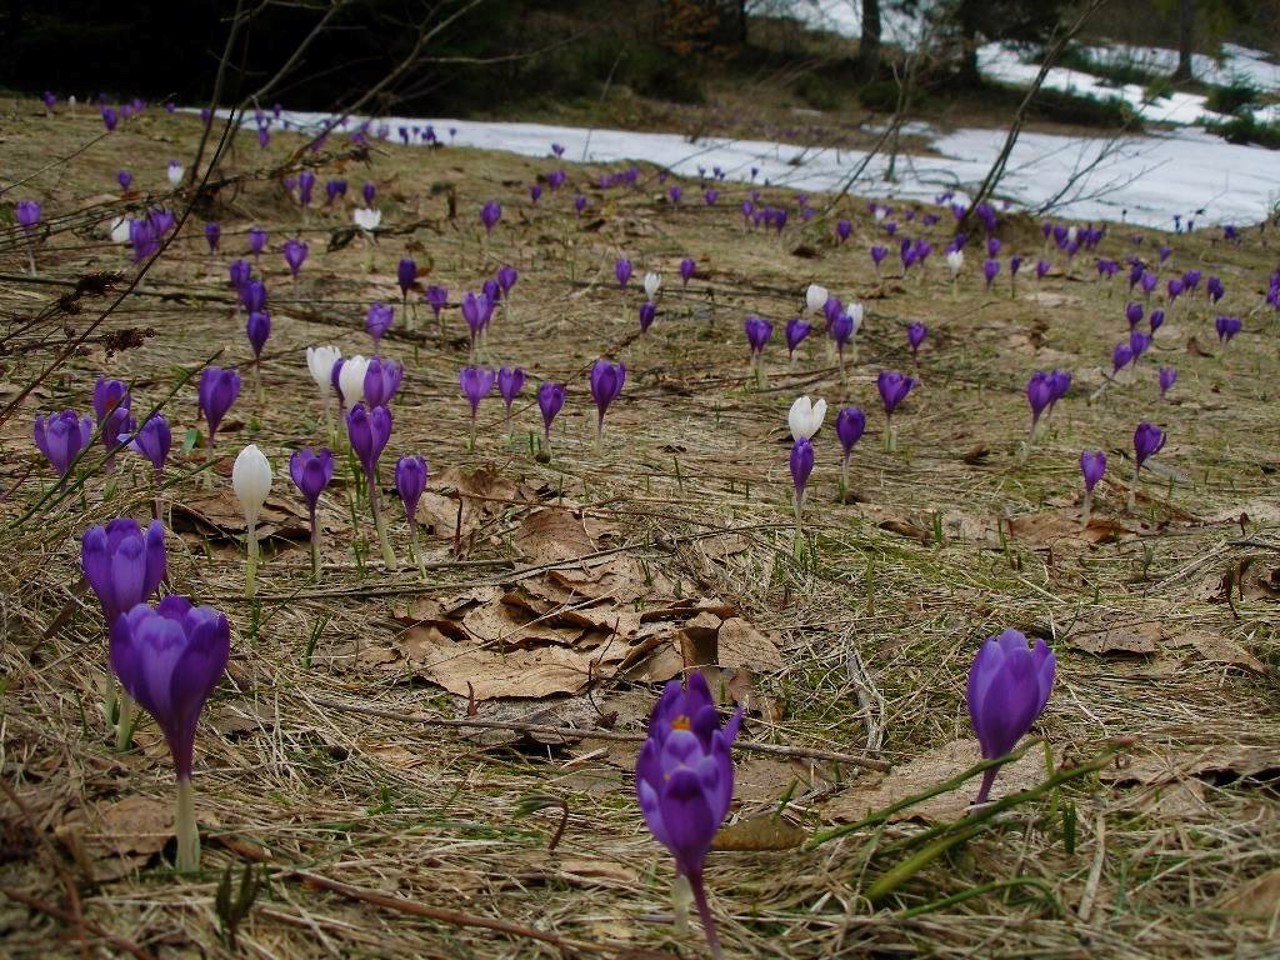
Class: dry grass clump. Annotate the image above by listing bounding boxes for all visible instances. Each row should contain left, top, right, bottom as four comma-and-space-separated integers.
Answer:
1, 99, 1279, 959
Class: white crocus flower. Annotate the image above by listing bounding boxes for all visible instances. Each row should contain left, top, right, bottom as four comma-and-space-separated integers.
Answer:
338, 354, 370, 406
805, 283, 829, 315
946, 250, 964, 277
643, 272, 661, 301
307, 345, 342, 393
354, 207, 382, 232
873, 206, 887, 223
167, 161, 184, 187
788, 395, 827, 441
110, 217, 131, 244
232, 444, 273, 598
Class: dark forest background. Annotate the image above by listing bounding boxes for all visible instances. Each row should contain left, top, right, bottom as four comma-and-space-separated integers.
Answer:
1, 0, 1276, 117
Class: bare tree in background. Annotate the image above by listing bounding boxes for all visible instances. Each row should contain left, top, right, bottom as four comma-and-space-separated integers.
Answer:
857, 0, 883, 79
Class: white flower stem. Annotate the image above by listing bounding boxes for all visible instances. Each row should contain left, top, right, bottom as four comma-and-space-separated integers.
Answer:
369, 479, 398, 571
175, 777, 200, 873
245, 522, 259, 598
1081, 490, 1093, 529
310, 507, 322, 580
115, 695, 136, 751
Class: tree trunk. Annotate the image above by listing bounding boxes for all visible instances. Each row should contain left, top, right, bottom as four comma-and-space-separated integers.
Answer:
857, 0, 882, 82
1173, 0, 1194, 81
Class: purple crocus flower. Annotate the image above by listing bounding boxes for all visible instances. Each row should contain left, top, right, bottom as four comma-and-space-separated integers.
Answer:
835, 406, 866, 470
1159, 366, 1177, 398
118, 170, 134, 192
1140, 271, 1158, 296
638, 301, 657, 333
636, 671, 741, 960
529, 184, 543, 205
82, 518, 167, 624
1133, 422, 1165, 472
877, 370, 916, 416
289, 447, 334, 515
1183, 269, 1201, 291
1035, 259, 1051, 280
1046, 369, 1072, 412
589, 360, 626, 437
480, 200, 501, 234
102, 107, 118, 131
325, 179, 347, 204
282, 238, 308, 278
461, 292, 489, 345
907, 322, 927, 358
790, 437, 815, 506
987, 237, 1001, 258
198, 366, 241, 447
704, 188, 720, 206
497, 265, 519, 297
498, 366, 526, 417
248, 226, 268, 257
1112, 342, 1133, 373
1207, 276, 1224, 303
785, 318, 811, 358
395, 454, 428, 525
109, 594, 230, 871
680, 258, 696, 286
482, 278, 502, 306
574, 194, 587, 216
297, 171, 316, 207
362, 182, 377, 206
15, 200, 41, 233
538, 382, 566, 441
1125, 302, 1143, 329
257, 126, 270, 149
615, 258, 633, 289
239, 279, 267, 314
1081, 450, 1106, 492
1167, 277, 1184, 302
1129, 330, 1151, 360
1027, 371, 1053, 427
1149, 309, 1165, 333
1215, 314, 1241, 344
983, 259, 1000, 289
34, 410, 93, 477
347, 403, 393, 479
425, 284, 448, 320
668, 185, 682, 205
547, 170, 567, 191
967, 628, 1055, 804
245, 310, 271, 360
397, 259, 417, 300
836, 219, 852, 243
459, 366, 496, 421
128, 414, 172, 476
870, 244, 888, 270
366, 302, 395, 350
363, 357, 403, 409
744, 315, 772, 356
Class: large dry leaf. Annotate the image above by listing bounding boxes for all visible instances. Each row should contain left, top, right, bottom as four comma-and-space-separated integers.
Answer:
172, 490, 308, 540
391, 626, 626, 699
1219, 868, 1280, 921
1007, 510, 1140, 549
1069, 618, 1162, 656
57, 795, 173, 882
515, 507, 613, 564
716, 617, 784, 670
1166, 630, 1268, 675
1103, 743, 1280, 788
713, 815, 807, 851
824, 739, 1045, 824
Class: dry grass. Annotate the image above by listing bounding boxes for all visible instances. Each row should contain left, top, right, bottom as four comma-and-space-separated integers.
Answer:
2, 96, 1280, 959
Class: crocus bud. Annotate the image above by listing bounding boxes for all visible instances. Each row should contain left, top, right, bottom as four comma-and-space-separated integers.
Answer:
835, 407, 866, 458
347, 403, 393, 478
167, 160, 184, 187
589, 360, 626, 431
877, 370, 916, 416
307, 346, 342, 394
907, 322, 927, 356
366, 302, 395, 349
338, 355, 371, 407
790, 437, 815, 503
246, 311, 271, 360
786, 318, 811, 357
82, 518, 167, 623
459, 367, 496, 418
233, 444, 272, 527
354, 208, 381, 232
946, 249, 964, 276
289, 447, 334, 513
1133, 422, 1165, 469
1158, 366, 1177, 398
395, 454, 429, 523
643, 272, 661, 301
679, 258, 695, 285
129, 414, 173, 474
805, 283, 828, 315
744, 316, 772, 356
1081, 450, 1106, 491
538, 382, 566, 439
498, 367, 526, 414
397, 259, 417, 298
34, 410, 94, 477
363, 357, 403, 409
967, 629, 1055, 803
198, 367, 241, 445
615, 258, 632, 289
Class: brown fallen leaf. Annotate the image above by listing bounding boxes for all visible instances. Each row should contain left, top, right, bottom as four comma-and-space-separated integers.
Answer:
712, 816, 807, 851
878, 519, 932, 544
823, 738, 1045, 824
716, 617, 783, 670
1069, 618, 1161, 656
1166, 630, 1268, 675
172, 491, 308, 540
1219, 868, 1280, 921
